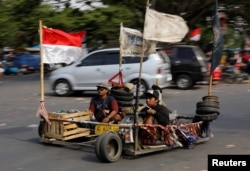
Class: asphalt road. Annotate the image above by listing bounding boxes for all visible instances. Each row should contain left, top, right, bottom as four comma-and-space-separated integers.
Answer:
0, 73, 250, 171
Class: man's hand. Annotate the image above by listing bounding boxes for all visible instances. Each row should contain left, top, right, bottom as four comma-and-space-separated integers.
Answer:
147, 109, 156, 115
102, 117, 110, 123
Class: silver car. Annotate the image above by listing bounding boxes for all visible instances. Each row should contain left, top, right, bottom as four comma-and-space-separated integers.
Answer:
49, 48, 172, 96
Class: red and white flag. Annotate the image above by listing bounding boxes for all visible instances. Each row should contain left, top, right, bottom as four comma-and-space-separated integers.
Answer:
36, 101, 51, 124
189, 27, 201, 41
42, 27, 86, 64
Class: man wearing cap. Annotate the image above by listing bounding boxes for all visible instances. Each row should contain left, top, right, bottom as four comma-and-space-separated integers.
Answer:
140, 89, 170, 126
88, 82, 121, 123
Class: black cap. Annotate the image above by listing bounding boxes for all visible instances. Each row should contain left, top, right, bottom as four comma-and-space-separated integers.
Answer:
145, 89, 159, 99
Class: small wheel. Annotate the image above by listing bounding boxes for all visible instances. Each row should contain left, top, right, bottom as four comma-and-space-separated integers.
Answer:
54, 79, 72, 96
99, 132, 122, 163
176, 75, 193, 90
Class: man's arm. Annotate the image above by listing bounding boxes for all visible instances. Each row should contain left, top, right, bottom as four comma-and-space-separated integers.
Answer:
106, 99, 119, 120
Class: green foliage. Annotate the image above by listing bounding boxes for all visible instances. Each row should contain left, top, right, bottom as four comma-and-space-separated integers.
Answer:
0, 0, 250, 51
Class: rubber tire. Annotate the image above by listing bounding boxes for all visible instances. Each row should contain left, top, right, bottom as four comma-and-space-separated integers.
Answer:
196, 101, 220, 109
194, 113, 218, 121
38, 121, 45, 137
111, 88, 134, 97
196, 106, 220, 115
112, 94, 134, 101
176, 75, 193, 90
99, 132, 122, 162
54, 79, 72, 96
117, 100, 134, 107
202, 95, 219, 102
95, 133, 108, 162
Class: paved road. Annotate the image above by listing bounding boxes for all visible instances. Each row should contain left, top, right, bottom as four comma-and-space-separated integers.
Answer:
0, 73, 250, 171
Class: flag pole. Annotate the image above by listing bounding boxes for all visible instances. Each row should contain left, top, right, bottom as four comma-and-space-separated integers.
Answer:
37, 20, 50, 124
119, 22, 123, 68
39, 20, 45, 102
208, 75, 213, 96
133, 0, 150, 153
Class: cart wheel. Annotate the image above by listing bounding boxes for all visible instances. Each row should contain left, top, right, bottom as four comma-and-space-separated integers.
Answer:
38, 121, 45, 137
95, 133, 109, 162
99, 132, 122, 162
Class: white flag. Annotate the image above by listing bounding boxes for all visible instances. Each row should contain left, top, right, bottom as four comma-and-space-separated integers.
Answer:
120, 25, 156, 57
144, 8, 189, 43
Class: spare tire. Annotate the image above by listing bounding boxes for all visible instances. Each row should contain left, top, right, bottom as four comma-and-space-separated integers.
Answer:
196, 106, 220, 115
196, 101, 220, 109
194, 113, 218, 121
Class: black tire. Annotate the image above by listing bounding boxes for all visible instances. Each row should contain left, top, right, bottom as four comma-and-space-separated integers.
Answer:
110, 88, 134, 97
95, 133, 108, 162
196, 106, 220, 115
112, 94, 134, 102
99, 132, 122, 163
196, 101, 219, 109
176, 75, 193, 90
202, 95, 219, 102
131, 79, 149, 98
194, 113, 218, 121
117, 100, 134, 107
38, 120, 45, 137
54, 79, 72, 96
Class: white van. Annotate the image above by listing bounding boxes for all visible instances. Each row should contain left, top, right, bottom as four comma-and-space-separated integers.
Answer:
49, 48, 172, 96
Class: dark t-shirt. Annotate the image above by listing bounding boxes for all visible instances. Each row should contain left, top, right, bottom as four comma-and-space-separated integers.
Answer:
140, 104, 170, 126
89, 95, 118, 115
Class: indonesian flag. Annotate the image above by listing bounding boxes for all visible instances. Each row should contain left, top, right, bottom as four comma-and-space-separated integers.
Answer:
42, 27, 86, 64
189, 27, 201, 41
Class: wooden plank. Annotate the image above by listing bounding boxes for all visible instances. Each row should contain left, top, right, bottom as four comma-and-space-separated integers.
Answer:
62, 131, 91, 141
63, 123, 78, 130
63, 128, 90, 136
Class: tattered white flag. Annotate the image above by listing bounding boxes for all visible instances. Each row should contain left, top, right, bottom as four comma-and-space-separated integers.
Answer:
144, 8, 189, 43
120, 24, 156, 57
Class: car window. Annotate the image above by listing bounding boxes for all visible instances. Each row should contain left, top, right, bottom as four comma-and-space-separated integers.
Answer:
81, 51, 104, 66
157, 51, 169, 63
81, 51, 120, 66
177, 47, 195, 60
103, 52, 120, 65
122, 56, 148, 64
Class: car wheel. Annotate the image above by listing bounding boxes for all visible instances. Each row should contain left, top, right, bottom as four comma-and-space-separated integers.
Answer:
99, 132, 122, 163
176, 75, 193, 90
131, 79, 149, 98
54, 79, 72, 96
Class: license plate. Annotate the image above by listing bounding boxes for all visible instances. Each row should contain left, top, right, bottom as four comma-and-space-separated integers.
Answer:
95, 124, 120, 134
